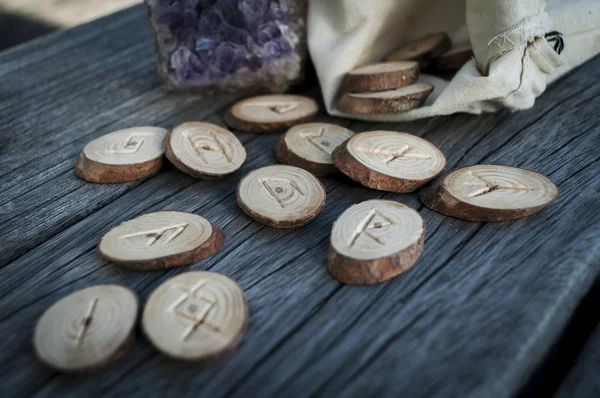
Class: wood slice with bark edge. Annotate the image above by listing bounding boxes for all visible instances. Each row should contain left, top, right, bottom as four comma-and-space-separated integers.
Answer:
142, 271, 249, 362
274, 123, 355, 177
337, 83, 433, 115
428, 43, 473, 73
341, 61, 420, 93
75, 126, 167, 183
419, 165, 559, 221
328, 200, 425, 285
236, 165, 326, 228
98, 211, 224, 270
164, 122, 246, 180
385, 32, 452, 68
332, 131, 446, 193
33, 285, 139, 373
224, 94, 319, 133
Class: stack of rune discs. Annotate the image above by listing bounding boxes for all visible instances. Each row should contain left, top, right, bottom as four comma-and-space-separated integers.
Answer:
338, 61, 433, 115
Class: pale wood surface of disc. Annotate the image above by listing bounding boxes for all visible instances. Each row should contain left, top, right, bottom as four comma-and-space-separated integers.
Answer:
333, 131, 446, 192
225, 95, 319, 132
342, 61, 419, 93
420, 165, 559, 221
98, 211, 224, 270
83, 127, 166, 165
385, 32, 452, 66
76, 126, 167, 183
338, 83, 433, 114
142, 271, 248, 362
329, 200, 425, 285
236, 165, 326, 228
164, 122, 246, 179
33, 285, 139, 373
275, 123, 355, 176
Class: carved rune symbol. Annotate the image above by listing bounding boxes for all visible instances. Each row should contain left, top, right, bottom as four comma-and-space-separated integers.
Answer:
259, 178, 305, 208
348, 208, 395, 247
299, 127, 334, 155
244, 101, 298, 114
121, 223, 188, 247
74, 297, 99, 346
168, 280, 219, 341
106, 133, 157, 154
355, 144, 431, 164
185, 129, 231, 163
463, 172, 534, 198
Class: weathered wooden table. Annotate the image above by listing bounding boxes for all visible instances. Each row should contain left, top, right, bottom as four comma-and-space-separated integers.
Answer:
1, 5, 599, 397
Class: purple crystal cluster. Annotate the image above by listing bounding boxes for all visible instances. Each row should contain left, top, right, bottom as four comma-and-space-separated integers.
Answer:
145, 0, 306, 92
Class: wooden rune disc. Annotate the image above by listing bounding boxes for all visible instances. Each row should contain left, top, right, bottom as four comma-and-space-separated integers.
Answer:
236, 165, 326, 228
332, 131, 446, 192
98, 211, 224, 270
142, 271, 248, 362
274, 123, 355, 176
75, 126, 167, 183
33, 285, 139, 373
164, 122, 246, 179
419, 165, 559, 221
224, 94, 319, 133
385, 32, 452, 68
429, 43, 473, 73
337, 83, 433, 115
342, 61, 420, 93
329, 200, 425, 285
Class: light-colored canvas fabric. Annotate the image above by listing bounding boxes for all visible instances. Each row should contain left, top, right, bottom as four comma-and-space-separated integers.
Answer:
307, 0, 600, 121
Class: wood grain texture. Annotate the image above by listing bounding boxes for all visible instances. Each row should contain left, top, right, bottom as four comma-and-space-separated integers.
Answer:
33, 284, 139, 373
328, 200, 425, 285
98, 211, 224, 270
142, 271, 248, 362
164, 122, 246, 179
0, 5, 599, 398
556, 295, 600, 398
338, 84, 434, 114
225, 95, 319, 133
342, 61, 420, 93
420, 165, 559, 221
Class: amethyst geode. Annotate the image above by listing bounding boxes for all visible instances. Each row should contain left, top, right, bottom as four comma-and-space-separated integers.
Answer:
145, 0, 307, 93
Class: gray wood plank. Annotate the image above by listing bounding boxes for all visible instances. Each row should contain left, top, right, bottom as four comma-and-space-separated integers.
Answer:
556, 332, 600, 397
0, 5, 599, 398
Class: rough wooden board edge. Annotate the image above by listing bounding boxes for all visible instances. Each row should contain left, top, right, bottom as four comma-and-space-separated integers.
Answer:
328, 230, 425, 285
273, 136, 338, 177
331, 140, 442, 193
97, 221, 225, 270
75, 151, 164, 183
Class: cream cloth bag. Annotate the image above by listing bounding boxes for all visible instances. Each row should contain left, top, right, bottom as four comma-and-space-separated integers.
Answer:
308, 0, 600, 121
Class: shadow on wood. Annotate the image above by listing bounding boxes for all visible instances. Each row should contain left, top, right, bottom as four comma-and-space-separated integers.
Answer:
0, 12, 56, 51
